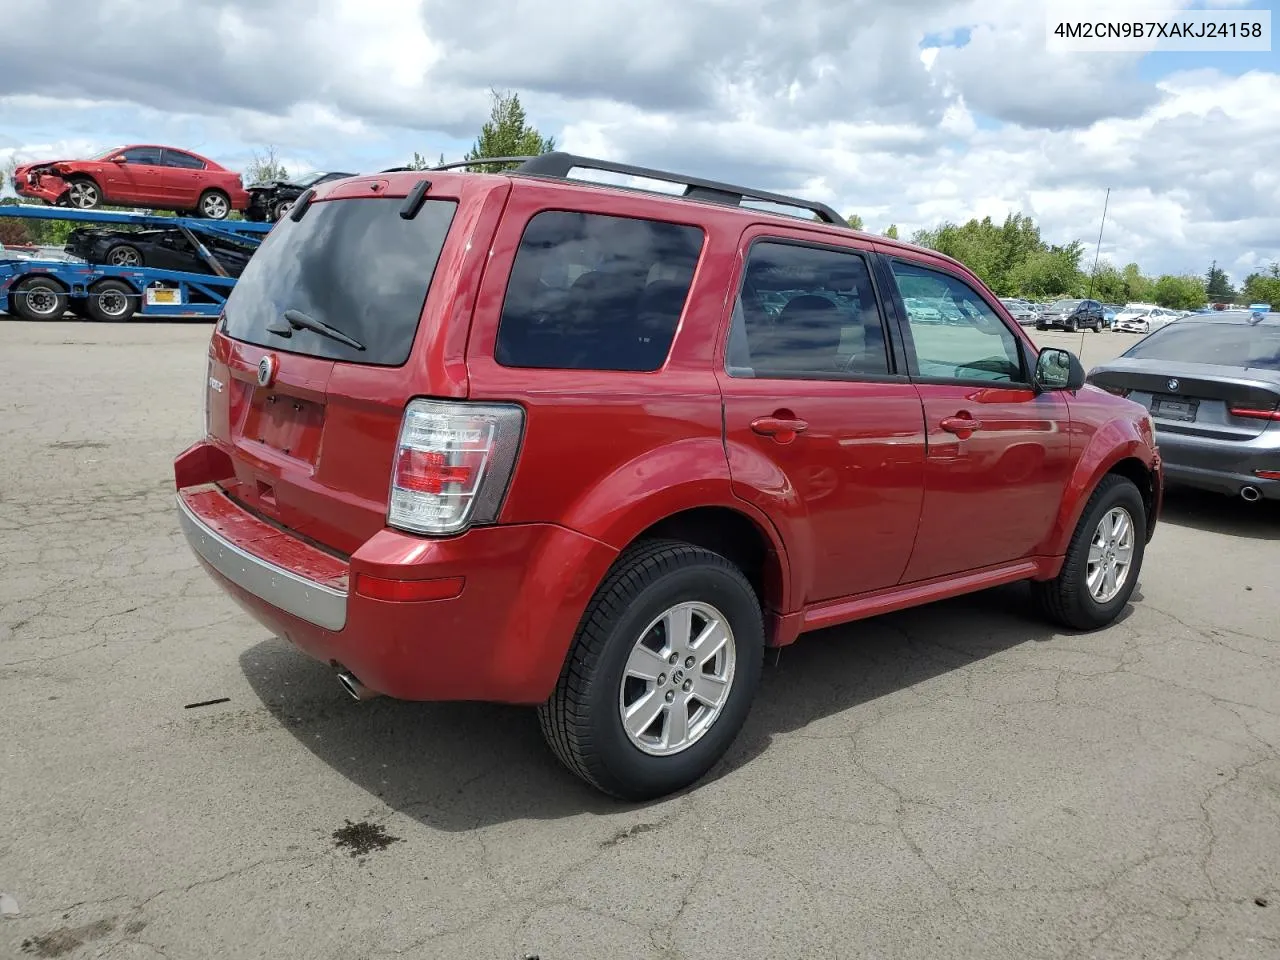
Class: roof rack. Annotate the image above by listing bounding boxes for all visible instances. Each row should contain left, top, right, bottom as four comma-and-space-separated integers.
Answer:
512, 151, 845, 226
383, 152, 844, 225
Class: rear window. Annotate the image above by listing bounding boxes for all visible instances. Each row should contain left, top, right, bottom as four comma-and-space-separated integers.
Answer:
222, 196, 457, 366
495, 210, 704, 371
1125, 322, 1280, 370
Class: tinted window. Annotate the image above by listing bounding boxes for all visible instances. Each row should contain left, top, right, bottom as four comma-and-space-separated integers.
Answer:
120, 147, 162, 165
1125, 322, 1280, 370
495, 211, 703, 371
726, 241, 889, 379
222, 197, 457, 366
163, 149, 205, 169
891, 260, 1024, 382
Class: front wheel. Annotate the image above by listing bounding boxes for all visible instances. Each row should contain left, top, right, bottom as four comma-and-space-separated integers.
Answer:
1032, 474, 1147, 630
538, 540, 764, 800
10, 276, 68, 321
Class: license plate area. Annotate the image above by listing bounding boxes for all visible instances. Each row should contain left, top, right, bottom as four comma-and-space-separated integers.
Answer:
1151, 394, 1199, 422
241, 393, 325, 462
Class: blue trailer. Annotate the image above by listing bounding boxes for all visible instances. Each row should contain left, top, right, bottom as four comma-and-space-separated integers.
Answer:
0, 204, 271, 321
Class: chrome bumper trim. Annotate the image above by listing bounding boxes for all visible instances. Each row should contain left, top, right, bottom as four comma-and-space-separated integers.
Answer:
176, 494, 348, 631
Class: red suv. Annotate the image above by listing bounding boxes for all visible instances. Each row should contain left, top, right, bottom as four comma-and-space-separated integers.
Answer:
174, 153, 1163, 800
13, 144, 249, 219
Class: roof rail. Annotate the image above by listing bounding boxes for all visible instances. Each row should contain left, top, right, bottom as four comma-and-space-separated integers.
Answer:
512, 151, 845, 225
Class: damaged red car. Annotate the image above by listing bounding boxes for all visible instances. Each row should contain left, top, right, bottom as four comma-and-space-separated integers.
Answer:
12, 144, 249, 220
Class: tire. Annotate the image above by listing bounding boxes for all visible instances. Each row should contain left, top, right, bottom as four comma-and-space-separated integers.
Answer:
198, 189, 231, 220
84, 279, 137, 322
11, 276, 68, 321
271, 199, 294, 222
1032, 474, 1147, 631
64, 177, 101, 209
538, 539, 765, 801
1066, 319, 1078, 332
105, 243, 143, 267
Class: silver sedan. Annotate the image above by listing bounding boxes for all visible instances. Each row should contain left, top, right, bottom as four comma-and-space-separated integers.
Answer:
1086, 310, 1280, 502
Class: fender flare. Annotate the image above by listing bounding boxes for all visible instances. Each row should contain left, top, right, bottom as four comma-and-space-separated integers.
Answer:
558, 437, 796, 614
1046, 420, 1157, 556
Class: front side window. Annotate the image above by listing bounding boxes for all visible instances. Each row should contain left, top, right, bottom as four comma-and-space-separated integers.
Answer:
120, 147, 163, 165
890, 260, 1024, 382
725, 241, 890, 379
495, 210, 704, 372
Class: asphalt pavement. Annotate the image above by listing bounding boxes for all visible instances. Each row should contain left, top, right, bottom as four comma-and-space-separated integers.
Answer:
2, 319, 1277, 960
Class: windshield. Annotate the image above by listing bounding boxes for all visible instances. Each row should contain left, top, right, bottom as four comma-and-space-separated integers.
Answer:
222, 196, 458, 366
293, 171, 326, 187
1125, 321, 1280, 370
92, 146, 125, 160
1049, 299, 1080, 310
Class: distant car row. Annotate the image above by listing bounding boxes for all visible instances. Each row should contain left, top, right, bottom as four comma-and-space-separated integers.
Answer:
998, 296, 1198, 333
10, 143, 352, 223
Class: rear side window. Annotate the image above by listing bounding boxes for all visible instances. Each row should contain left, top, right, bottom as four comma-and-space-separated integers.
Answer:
222, 197, 457, 366
495, 211, 704, 371
1125, 322, 1280, 370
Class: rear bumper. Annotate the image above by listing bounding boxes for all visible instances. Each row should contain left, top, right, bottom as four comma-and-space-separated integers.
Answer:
175, 470, 618, 704
1155, 427, 1280, 499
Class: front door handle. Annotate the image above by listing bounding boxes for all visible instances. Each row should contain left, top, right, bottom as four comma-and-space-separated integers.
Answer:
940, 414, 982, 437
751, 416, 809, 443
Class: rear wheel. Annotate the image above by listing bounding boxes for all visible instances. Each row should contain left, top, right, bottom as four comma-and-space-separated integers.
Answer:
11, 276, 68, 321
1033, 474, 1146, 630
538, 540, 764, 801
84, 279, 137, 322
198, 190, 231, 220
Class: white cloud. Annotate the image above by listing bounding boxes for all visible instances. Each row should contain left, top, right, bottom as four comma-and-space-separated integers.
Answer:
0, 0, 1276, 281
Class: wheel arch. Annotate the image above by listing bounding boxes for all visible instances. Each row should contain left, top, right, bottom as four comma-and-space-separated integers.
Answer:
1047, 423, 1159, 558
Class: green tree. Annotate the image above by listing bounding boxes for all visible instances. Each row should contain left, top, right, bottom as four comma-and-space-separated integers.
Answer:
1205, 262, 1236, 302
245, 146, 288, 185
883, 223, 899, 239
1241, 262, 1280, 306
1089, 263, 1126, 303
845, 213, 864, 230
464, 89, 556, 172
1120, 263, 1152, 303
1152, 274, 1206, 310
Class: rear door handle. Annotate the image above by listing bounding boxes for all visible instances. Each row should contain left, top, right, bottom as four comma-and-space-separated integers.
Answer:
751, 416, 809, 442
940, 415, 982, 436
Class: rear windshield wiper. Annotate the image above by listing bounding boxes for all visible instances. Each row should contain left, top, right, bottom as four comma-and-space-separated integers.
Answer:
266, 309, 366, 351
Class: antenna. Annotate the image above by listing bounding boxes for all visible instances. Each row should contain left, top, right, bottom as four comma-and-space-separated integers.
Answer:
1086, 187, 1111, 300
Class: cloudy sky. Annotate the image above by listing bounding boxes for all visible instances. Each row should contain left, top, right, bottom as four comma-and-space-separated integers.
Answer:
1, 0, 1276, 283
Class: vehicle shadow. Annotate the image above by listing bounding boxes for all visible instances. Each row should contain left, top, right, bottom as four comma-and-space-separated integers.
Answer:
1158, 486, 1280, 541
239, 581, 1112, 828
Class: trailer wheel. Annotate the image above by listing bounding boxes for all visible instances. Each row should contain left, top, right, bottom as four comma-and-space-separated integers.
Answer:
65, 177, 102, 209
198, 190, 231, 220
85, 280, 137, 322
11, 276, 69, 321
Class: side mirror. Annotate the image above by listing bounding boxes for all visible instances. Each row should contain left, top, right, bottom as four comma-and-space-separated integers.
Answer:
1035, 347, 1086, 391
110, 156, 126, 163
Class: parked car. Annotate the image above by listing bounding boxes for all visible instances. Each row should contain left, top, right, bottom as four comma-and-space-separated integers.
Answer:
1036, 298, 1105, 332
245, 170, 356, 223
1087, 310, 1280, 502
64, 226, 255, 277
1113, 303, 1180, 334
173, 152, 1162, 800
12, 145, 249, 220
999, 297, 1038, 325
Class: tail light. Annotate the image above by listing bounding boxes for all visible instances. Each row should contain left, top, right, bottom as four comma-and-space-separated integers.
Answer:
387, 399, 525, 536
1228, 402, 1280, 422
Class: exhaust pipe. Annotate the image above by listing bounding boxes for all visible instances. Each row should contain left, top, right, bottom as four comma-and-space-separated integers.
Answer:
335, 667, 380, 701
1240, 485, 1262, 502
